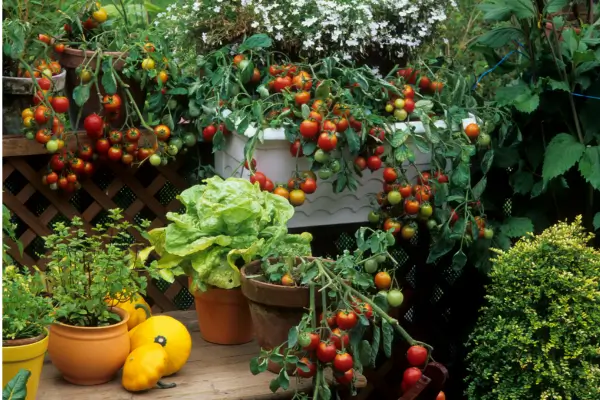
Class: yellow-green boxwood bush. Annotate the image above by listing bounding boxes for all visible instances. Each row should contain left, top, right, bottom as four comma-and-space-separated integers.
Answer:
465, 216, 600, 399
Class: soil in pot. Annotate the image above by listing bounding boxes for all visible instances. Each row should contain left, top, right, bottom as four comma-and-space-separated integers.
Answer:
2, 330, 50, 400
47, 307, 130, 385
240, 257, 326, 373
59, 49, 146, 130
190, 278, 254, 345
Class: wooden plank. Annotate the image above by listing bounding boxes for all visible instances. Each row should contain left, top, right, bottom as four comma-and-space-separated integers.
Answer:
3, 163, 15, 182
38, 311, 366, 400
146, 282, 177, 312
15, 183, 36, 204
3, 131, 155, 157
156, 159, 188, 190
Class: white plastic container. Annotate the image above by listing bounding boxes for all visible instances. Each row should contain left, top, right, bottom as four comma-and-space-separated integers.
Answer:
215, 117, 476, 228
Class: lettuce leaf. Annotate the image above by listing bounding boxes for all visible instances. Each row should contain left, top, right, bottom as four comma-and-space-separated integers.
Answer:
148, 176, 311, 290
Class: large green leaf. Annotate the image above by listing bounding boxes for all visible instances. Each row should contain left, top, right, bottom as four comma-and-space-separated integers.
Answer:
500, 217, 534, 238
479, 0, 536, 21
2, 369, 30, 400
578, 146, 600, 190
476, 27, 525, 48
238, 34, 272, 52
542, 133, 585, 182
593, 212, 600, 231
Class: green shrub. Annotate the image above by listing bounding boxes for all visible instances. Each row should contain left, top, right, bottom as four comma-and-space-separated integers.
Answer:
465, 216, 600, 400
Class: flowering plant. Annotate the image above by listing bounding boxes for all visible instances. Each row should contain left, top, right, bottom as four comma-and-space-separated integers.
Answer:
155, 0, 453, 63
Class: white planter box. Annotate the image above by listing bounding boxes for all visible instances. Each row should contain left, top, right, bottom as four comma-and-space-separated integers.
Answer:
215, 117, 476, 228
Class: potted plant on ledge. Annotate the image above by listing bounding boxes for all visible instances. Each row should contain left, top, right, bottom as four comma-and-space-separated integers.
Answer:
43, 209, 151, 385
2, 265, 54, 400
147, 176, 313, 345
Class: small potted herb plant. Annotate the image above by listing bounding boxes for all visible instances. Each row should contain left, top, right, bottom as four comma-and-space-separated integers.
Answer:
2, 265, 54, 400
147, 176, 313, 345
244, 227, 433, 397
43, 209, 150, 386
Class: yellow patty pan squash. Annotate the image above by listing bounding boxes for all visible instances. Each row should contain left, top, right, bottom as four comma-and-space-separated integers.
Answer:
106, 294, 151, 331
130, 305, 192, 376
122, 343, 176, 392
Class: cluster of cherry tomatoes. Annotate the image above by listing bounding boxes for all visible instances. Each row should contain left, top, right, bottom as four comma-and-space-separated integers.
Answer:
400, 345, 445, 399
293, 299, 376, 385
367, 168, 443, 241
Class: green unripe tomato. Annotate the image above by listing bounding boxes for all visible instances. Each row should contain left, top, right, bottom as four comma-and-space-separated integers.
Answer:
364, 259, 379, 273
314, 149, 330, 164
393, 98, 405, 109
387, 191, 402, 205
184, 133, 197, 147
25, 131, 35, 140
329, 159, 341, 173
484, 228, 494, 239
149, 153, 162, 166
167, 144, 179, 156
394, 109, 408, 121
318, 168, 332, 180
376, 254, 387, 264
387, 289, 404, 307
368, 211, 380, 224
170, 137, 183, 150
46, 140, 59, 153
167, 99, 178, 110
297, 332, 311, 348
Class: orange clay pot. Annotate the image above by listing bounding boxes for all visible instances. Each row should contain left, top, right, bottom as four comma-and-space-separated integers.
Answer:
190, 278, 254, 345
47, 307, 130, 385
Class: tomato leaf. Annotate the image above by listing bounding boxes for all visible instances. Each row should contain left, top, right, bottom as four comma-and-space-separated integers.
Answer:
321, 384, 332, 400
369, 324, 381, 367
593, 212, 600, 231
249, 357, 261, 375
451, 162, 470, 188
277, 368, 289, 390
302, 141, 316, 156
252, 101, 263, 122
269, 377, 280, 393
427, 236, 456, 263
394, 145, 409, 163
359, 340, 372, 365
373, 291, 389, 314
578, 146, 600, 190
287, 326, 298, 348
237, 116, 250, 135
542, 133, 585, 183
238, 34, 272, 52
500, 217, 534, 238
472, 177, 487, 200
511, 170, 534, 194
452, 249, 468, 271
381, 320, 394, 358
481, 150, 494, 174
188, 99, 201, 118
101, 61, 118, 95
2, 369, 30, 400
167, 87, 188, 95
315, 80, 331, 99
72, 84, 90, 107
345, 129, 361, 154
391, 130, 409, 147
240, 60, 255, 83
296, 359, 311, 372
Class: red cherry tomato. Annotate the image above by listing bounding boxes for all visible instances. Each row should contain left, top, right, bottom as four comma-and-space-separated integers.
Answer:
316, 342, 337, 363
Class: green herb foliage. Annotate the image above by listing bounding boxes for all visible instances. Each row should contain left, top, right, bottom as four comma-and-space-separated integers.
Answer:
2, 265, 54, 341
43, 209, 149, 327
465, 216, 600, 399
147, 176, 312, 291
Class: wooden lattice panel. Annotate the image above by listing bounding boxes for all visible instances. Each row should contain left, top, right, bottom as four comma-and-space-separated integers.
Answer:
2, 145, 196, 313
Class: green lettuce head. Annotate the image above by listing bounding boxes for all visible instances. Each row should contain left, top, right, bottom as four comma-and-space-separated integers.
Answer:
147, 176, 312, 291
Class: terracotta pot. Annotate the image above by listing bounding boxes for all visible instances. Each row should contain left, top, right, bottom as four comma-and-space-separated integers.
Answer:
58, 48, 146, 130
2, 330, 49, 400
2, 70, 66, 136
47, 307, 130, 385
240, 257, 328, 372
190, 278, 254, 345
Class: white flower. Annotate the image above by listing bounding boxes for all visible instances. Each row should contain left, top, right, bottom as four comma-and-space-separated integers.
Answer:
213, 6, 221, 12
275, 33, 283, 40
251, 21, 259, 28
302, 17, 318, 27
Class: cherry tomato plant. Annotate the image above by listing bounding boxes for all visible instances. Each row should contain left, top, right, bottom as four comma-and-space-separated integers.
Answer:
249, 228, 432, 399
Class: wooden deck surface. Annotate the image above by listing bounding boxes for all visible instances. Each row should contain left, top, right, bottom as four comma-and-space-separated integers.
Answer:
38, 311, 366, 399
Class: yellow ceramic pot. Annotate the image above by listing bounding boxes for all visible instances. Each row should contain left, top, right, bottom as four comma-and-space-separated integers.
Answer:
2, 329, 49, 400
48, 307, 130, 385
